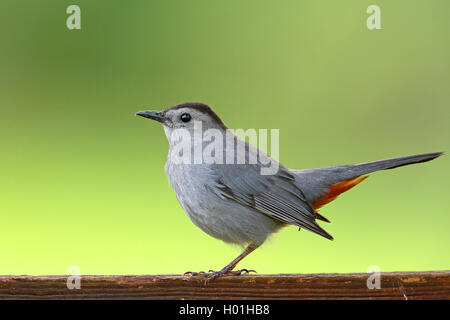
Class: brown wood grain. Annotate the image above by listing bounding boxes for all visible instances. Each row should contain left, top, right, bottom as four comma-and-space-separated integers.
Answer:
0, 271, 448, 300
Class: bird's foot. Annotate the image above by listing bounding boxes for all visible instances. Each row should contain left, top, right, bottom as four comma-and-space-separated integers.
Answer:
205, 268, 256, 283
183, 270, 208, 276
184, 268, 256, 283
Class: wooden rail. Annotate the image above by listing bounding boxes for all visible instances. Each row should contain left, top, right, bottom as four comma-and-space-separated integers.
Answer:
0, 271, 448, 299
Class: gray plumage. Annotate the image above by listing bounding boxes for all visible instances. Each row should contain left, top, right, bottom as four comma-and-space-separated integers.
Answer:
136, 102, 442, 281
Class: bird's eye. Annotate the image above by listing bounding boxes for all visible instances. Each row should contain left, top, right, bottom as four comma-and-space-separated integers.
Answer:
180, 113, 191, 122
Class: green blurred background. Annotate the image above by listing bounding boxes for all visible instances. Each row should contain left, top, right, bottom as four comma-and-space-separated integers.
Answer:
0, 0, 448, 275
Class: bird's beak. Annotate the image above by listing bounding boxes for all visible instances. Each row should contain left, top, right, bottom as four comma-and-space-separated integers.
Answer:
135, 110, 167, 123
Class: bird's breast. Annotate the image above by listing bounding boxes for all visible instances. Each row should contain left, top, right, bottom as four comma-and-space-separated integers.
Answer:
163, 159, 283, 245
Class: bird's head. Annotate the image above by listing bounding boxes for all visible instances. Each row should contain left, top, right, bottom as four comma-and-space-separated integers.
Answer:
136, 102, 227, 139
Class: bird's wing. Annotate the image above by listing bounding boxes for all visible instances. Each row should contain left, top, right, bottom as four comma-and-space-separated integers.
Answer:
209, 163, 333, 240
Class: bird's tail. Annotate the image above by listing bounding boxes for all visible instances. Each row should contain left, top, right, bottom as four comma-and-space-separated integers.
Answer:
293, 152, 443, 212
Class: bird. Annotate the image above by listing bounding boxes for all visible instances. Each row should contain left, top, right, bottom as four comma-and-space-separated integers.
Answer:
136, 102, 442, 282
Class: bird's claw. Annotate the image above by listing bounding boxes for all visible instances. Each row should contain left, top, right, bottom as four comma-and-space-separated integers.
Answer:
234, 268, 256, 275
184, 271, 207, 276
184, 268, 257, 283
205, 268, 257, 283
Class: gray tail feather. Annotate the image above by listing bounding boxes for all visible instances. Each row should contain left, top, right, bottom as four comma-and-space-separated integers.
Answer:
293, 152, 443, 205
350, 152, 443, 175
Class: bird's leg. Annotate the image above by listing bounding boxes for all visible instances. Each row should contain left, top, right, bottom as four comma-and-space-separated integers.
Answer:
204, 244, 259, 283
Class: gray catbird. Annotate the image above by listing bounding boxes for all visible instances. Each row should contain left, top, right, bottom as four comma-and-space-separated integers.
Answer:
136, 102, 442, 282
